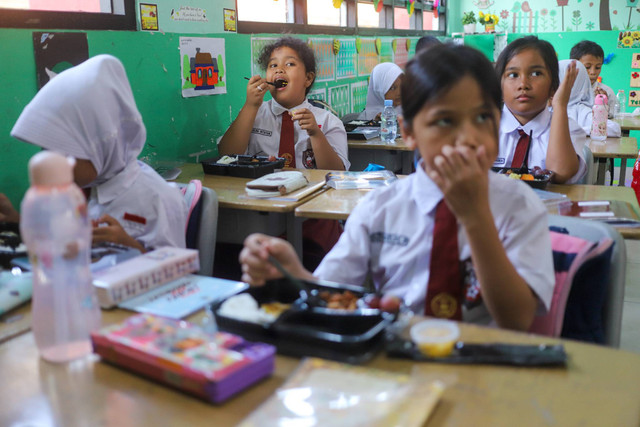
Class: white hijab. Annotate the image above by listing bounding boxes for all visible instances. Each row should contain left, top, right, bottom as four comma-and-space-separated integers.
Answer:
558, 59, 594, 132
361, 62, 404, 120
558, 59, 621, 137
11, 54, 146, 186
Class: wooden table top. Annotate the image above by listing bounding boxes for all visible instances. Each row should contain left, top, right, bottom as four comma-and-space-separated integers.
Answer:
614, 115, 640, 132
587, 136, 638, 159
1, 306, 639, 427
348, 136, 414, 151
175, 163, 330, 213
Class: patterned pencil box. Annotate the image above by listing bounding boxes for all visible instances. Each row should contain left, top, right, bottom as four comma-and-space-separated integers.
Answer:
91, 313, 275, 403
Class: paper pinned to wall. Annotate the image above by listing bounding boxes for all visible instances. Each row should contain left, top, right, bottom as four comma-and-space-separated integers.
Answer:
250, 37, 277, 78
308, 88, 327, 102
329, 84, 350, 118
336, 39, 357, 79
632, 53, 640, 70
180, 37, 226, 97
393, 39, 409, 69
358, 39, 379, 76
309, 38, 336, 82
351, 80, 367, 116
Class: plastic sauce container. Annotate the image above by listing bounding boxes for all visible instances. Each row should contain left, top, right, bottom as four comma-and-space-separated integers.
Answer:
410, 319, 460, 357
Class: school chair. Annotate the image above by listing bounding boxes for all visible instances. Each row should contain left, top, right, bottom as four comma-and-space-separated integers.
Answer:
308, 99, 341, 118
580, 144, 596, 185
531, 215, 625, 348
179, 180, 218, 277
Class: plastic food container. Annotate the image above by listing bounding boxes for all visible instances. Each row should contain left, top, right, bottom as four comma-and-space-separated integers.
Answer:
410, 319, 460, 358
491, 167, 553, 190
201, 155, 285, 178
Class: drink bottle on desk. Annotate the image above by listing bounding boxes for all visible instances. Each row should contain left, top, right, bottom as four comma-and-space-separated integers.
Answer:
20, 151, 101, 363
615, 90, 626, 118
590, 94, 608, 141
380, 99, 397, 143
632, 151, 640, 204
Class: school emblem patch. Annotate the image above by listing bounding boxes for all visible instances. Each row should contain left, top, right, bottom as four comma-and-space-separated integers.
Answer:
431, 293, 458, 318
282, 152, 294, 168
302, 148, 316, 169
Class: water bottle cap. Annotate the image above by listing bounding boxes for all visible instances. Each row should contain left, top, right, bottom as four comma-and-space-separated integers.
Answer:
594, 94, 607, 105
384, 99, 393, 107
28, 151, 75, 187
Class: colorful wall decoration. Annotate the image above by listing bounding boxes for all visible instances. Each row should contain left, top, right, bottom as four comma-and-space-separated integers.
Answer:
357, 39, 379, 76
309, 38, 336, 82
453, 0, 640, 33
393, 39, 409, 69
336, 39, 357, 79
250, 37, 277, 77
179, 37, 226, 97
308, 88, 327, 102
329, 84, 351, 117
350, 80, 368, 115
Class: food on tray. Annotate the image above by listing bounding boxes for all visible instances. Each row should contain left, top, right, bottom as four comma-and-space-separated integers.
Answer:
410, 319, 460, 358
318, 290, 359, 310
260, 301, 291, 317
216, 155, 237, 165
218, 294, 282, 324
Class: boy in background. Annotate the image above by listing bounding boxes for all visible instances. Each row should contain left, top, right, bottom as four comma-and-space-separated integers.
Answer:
570, 40, 617, 118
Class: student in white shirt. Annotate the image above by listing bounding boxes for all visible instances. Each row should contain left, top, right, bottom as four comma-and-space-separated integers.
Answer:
359, 62, 404, 121
11, 55, 187, 252
239, 44, 554, 332
558, 59, 621, 137
219, 37, 349, 171
570, 40, 618, 118
495, 36, 586, 184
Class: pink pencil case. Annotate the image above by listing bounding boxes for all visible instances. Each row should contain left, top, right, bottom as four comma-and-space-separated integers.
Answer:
91, 313, 275, 403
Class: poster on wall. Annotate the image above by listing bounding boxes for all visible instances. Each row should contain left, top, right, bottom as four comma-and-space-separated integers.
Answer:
350, 80, 368, 115
179, 37, 226, 98
309, 38, 335, 82
32, 32, 88, 89
631, 71, 640, 88
329, 84, 350, 118
618, 31, 640, 49
393, 39, 409, 69
140, 3, 159, 31
357, 39, 379, 77
632, 53, 640, 69
223, 8, 236, 32
308, 88, 327, 102
630, 90, 640, 108
336, 39, 357, 80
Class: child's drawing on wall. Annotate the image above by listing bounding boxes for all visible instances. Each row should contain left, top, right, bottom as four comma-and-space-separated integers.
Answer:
179, 37, 226, 98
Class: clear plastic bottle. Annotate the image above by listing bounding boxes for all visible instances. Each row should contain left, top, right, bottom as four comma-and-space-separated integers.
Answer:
615, 90, 626, 118
20, 151, 101, 363
380, 99, 397, 143
590, 94, 608, 141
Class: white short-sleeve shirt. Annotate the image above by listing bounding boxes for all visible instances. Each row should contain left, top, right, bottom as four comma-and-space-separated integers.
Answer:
246, 98, 350, 170
495, 105, 587, 184
314, 165, 554, 324
89, 161, 187, 249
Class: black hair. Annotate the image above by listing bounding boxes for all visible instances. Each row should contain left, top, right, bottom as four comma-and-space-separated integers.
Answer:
415, 36, 442, 54
401, 44, 501, 129
257, 36, 316, 95
495, 36, 560, 94
569, 40, 605, 61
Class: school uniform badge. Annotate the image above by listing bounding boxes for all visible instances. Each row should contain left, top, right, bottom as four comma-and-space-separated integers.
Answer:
430, 293, 458, 319
302, 148, 316, 169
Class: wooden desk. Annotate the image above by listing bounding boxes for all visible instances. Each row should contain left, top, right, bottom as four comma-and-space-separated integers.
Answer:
614, 114, 640, 136
1, 307, 639, 426
348, 137, 414, 174
587, 137, 637, 186
549, 184, 640, 239
175, 163, 329, 256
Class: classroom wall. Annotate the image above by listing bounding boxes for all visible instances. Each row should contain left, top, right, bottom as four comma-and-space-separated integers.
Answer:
450, 0, 640, 34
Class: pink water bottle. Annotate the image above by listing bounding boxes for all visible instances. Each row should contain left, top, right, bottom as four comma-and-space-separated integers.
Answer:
590, 94, 608, 141
20, 151, 101, 363
632, 151, 640, 204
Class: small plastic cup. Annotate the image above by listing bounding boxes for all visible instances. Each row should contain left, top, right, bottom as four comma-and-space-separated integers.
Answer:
410, 319, 460, 358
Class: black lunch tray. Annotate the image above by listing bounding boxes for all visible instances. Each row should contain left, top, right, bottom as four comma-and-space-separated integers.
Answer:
0, 222, 24, 269
491, 167, 553, 190
201, 155, 285, 179
211, 279, 394, 364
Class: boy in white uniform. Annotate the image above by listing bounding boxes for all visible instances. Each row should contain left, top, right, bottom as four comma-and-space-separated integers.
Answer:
570, 40, 618, 119
239, 45, 554, 332
11, 55, 187, 252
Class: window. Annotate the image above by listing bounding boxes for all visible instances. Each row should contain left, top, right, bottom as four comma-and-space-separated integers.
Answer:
357, 1, 382, 28
307, 0, 346, 27
422, 10, 439, 31
0, 0, 135, 30
393, 6, 412, 30
237, 0, 292, 24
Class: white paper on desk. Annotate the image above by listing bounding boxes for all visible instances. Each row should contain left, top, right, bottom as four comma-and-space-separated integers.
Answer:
241, 181, 326, 202
118, 275, 248, 319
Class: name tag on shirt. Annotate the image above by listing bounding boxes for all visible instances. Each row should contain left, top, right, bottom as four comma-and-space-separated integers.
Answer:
493, 157, 506, 166
251, 128, 272, 137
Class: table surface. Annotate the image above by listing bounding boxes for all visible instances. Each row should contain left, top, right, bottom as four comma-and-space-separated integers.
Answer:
348, 136, 414, 151
587, 136, 638, 159
175, 163, 329, 213
1, 306, 639, 427
614, 115, 640, 132
296, 182, 640, 239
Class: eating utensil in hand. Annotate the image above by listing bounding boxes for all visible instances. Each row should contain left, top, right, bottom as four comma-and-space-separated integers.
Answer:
267, 255, 325, 307
244, 77, 288, 89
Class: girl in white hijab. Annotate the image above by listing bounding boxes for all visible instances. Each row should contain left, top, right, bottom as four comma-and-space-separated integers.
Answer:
359, 62, 404, 121
11, 54, 187, 252
558, 59, 621, 137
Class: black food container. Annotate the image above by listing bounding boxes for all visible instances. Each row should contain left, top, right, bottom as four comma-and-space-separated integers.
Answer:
201, 155, 285, 179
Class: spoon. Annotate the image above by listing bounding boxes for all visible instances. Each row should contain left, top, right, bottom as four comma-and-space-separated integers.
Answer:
267, 255, 325, 307
244, 77, 288, 89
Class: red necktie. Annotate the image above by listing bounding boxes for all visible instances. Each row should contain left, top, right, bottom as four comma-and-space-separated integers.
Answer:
425, 200, 463, 320
279, 112, 296, 168
510, 129, 530, 169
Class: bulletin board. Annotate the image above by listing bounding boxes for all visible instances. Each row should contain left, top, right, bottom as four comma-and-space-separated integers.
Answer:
309, 38, 335, 82
336, 39, 357, 79
350, 80, 368, 115
357, 39, 379, 76
329, 84, 351, 118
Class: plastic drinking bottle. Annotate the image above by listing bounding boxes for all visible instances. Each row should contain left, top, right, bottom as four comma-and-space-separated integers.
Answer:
380, 99, 397, 143
590, 94, 608, 141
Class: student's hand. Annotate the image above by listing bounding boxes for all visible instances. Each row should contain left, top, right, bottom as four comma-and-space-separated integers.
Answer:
552, 60, 577, 112
428, 144, 493, 225
245, 75, 268, 109
92, 215, 145, 252
239, 233, 306, 286
374, 112, 382, 121
0, 194, 20, 223
291, 108, 320, 137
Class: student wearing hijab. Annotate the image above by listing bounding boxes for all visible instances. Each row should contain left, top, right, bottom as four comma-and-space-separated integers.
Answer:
11, 54, 187, 252
359, 62, 404, 121
558, 59, 621, 138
